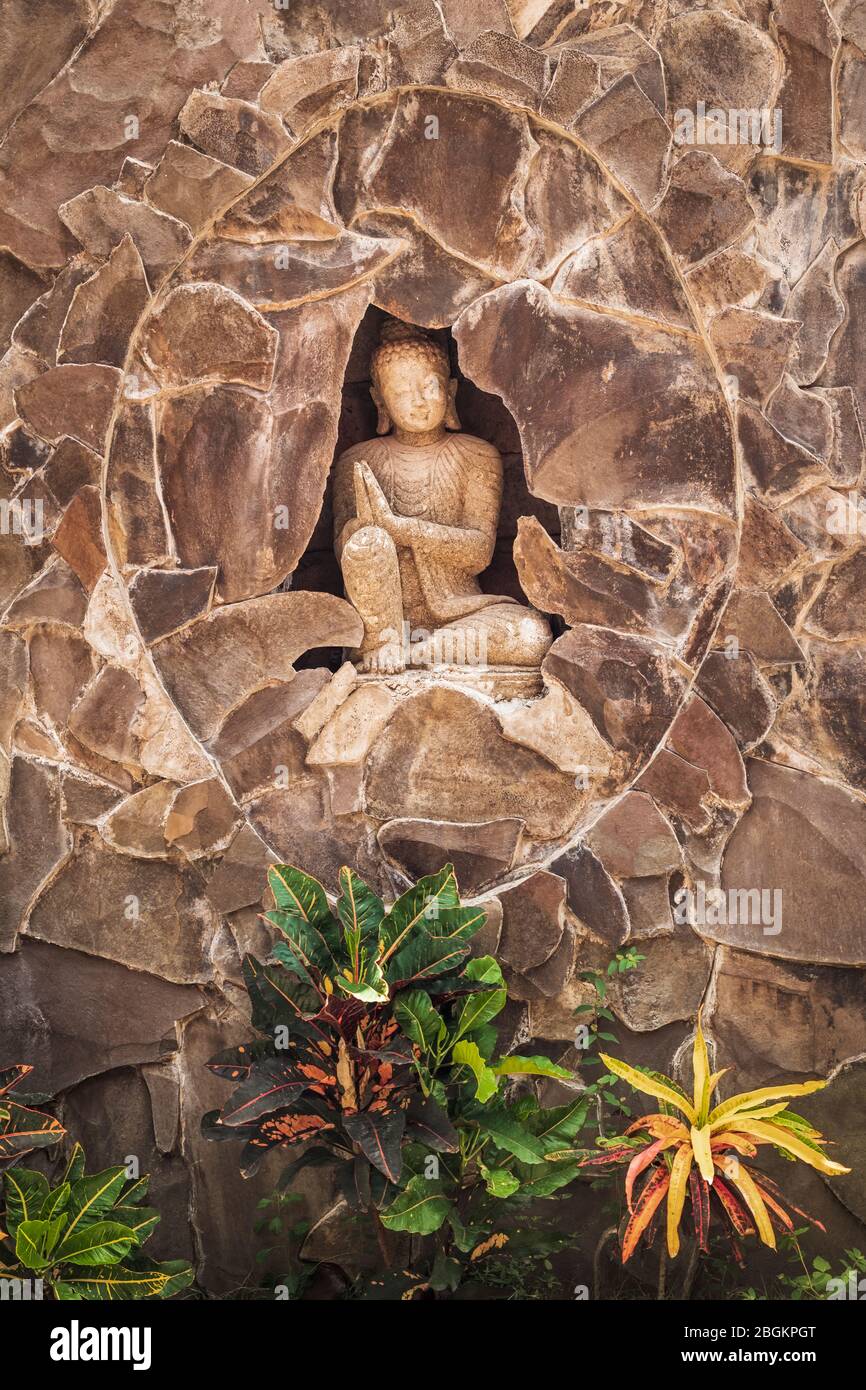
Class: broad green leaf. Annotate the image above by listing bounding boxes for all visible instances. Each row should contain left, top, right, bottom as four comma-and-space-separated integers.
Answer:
111, 1206, 160, 1244
55, 1220, 137, 1267
517, 1160, 582, 1196
343, 1110, 406, 1184
475, 1109, 547, 1164
120, 1175, 150, 1206
335, 965, 389, 1003
267, 912, 338, 980
62, 1142, 86, 1185
0, 1064, 31, 1096
394, 990, 443, 1050
52, 1260, 194, 1301
492, 1055, 573, 1081
15, 1215, 67, 1270
482, 1166, 521, 1198
452, 1041, 498, 1103
3, 1168, 49, 1234
526, 1099, 589, 1150
379, 867, 460, 958
462, 955, 505, 987
268, 865, 332, 926
453, 983, 507, 1041
41, 1182, 71, 1222
380, 1176, 452, 1235
337, 867, 385, 946
386, 933, 470, 988
64, 1167, 128, 1242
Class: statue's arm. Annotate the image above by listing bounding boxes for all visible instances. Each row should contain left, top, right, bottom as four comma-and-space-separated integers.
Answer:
405, 444, 500, 572
332, 453, 362, 562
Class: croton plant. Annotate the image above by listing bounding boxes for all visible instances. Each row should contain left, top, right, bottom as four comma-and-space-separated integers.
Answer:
204, 863, 585, 1267
547, 1011, 850, 1265
0, 1065, 65, 1172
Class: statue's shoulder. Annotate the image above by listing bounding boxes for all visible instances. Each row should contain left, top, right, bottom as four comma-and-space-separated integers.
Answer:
335, 437, 389, 470
448, 433, 502, 476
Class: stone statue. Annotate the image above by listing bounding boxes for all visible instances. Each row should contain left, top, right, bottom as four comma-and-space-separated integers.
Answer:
333, 320, 552, 674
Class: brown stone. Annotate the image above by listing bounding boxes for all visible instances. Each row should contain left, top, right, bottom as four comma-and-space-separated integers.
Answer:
260, 48, 361, 133
774, 0, 837, 164
553, 213, 692, 329
542, 626, 688, 770
210, 674, 329, 802
0, 758, 70, 949
608, 929, 714, 1031
621, 874, 675, 940
306, 685, 396, 767
51, 486, 107, 591
177, 91, 291, 177
0, 631, 28, 748
686, 247, 771, 316
656, 151, 754, 265
587, 791, 682, 879
16, 364, 121, 451
666, 694, 750, 808
128, 566, 217, 644
636, 749, 712, 833
572, 74, 670, 208
60, 771, 124, 827
737, 401, 829, 505
249, 777, 370, 887
711, 308, 800, 406
29, 627, 95, 728
806, 550, 866, 639
713, 759, 866, 965
221, 61, 277, 101
498, 678, 616, 780
353, 211, 496, 328
11, 261, 95, 363
445, 32, 549, 107
213, 128, 340, 244
102, 781, 178, 859
365, 686, 582, 841
57, 235, 150, 368
773, 640, 866, 788
787, 239, 846, 385
28, 837, 218, 984
151, 593, 363, 741
164, 779, 239, 859
696, 650, 778, 749
105, 397, 171, 570
454, 282, 736, 514
144, 142, 254, 235
59, 186, 191, 285
3, 559, 88, 629
182, 232, 406, 312
206, 823, 278, 915
498, 871, 567, 974
42, 437, 102, 508
0, 938, 203, 1093
658, 10, 782, 171
143, 283, 279, 390
714, 588, 805, 664
0, 251, 47, 348
378, 817, 524, 895
68, 665, 146, 769
550, 841, 630, 946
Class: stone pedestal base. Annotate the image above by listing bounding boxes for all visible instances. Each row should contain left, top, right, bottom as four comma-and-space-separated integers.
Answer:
355, 665, 544, 701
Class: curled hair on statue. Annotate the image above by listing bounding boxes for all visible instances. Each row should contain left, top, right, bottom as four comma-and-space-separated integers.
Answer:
370, 317, 462, 434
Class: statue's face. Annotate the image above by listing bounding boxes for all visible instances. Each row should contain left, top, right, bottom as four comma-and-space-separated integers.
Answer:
376, 355, 449, 434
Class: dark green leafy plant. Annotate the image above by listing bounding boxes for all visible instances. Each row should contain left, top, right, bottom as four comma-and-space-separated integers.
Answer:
0, 1065, 65, 1172
0, 1142, 194, 1299
203, 863, 580, 1276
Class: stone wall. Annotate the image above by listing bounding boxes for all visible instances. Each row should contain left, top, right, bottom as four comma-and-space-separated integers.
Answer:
1, 0, 865, 1290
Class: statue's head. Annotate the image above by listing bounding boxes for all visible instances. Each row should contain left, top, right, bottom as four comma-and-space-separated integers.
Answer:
370, 319, 461, 436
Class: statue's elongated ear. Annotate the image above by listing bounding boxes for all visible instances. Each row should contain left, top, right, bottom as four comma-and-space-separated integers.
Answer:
445, 377, 461, 431
371, 382, 391, 435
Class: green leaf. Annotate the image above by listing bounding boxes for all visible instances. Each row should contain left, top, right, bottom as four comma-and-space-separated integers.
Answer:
62, 1142, 86, 1185
429, 1251, 463, 1293
3, 1167, 49, 1234
335, 966, 389, 1003
0, 1096, 64, 1160
337, 867, 385, 946
380, 1176, 452, 1235
267, 913, 338, 983
52, 1259, 194, 1301
474, 1108, 546, 1164
492, 1055, 574, 1081
268, 865, 333, 927
452, 1041, 499, 1103
394, 989, 443, 1050
111, 1206, 160, 1244
41, 1182, 71, 1222
453, 959, 507, 1039
55, 1220, 137, 1267
482, 1166, 521, 1198
386, 932, 471, 989
65, 1167, 127, 1240
516, 1160, 583, 1196
15, 1216, 67, 1270
379, 867, 461, 957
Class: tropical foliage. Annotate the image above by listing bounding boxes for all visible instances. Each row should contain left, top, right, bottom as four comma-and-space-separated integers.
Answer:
0, 1142, 194, 1299
0, 1065, 65, 1171
547, 1011, 850, 1266
204, 862, 584, 1272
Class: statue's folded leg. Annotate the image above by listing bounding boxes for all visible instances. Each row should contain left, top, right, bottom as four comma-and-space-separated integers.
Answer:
340, 525, 405, 672
414, 602, 553, 668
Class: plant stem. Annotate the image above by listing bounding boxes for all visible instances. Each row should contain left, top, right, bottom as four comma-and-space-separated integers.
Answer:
593, 1225, 618, 1300
682, 1237, 701, 1299
657, 1243, 667, 1300
371, 1205, 393, 1271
